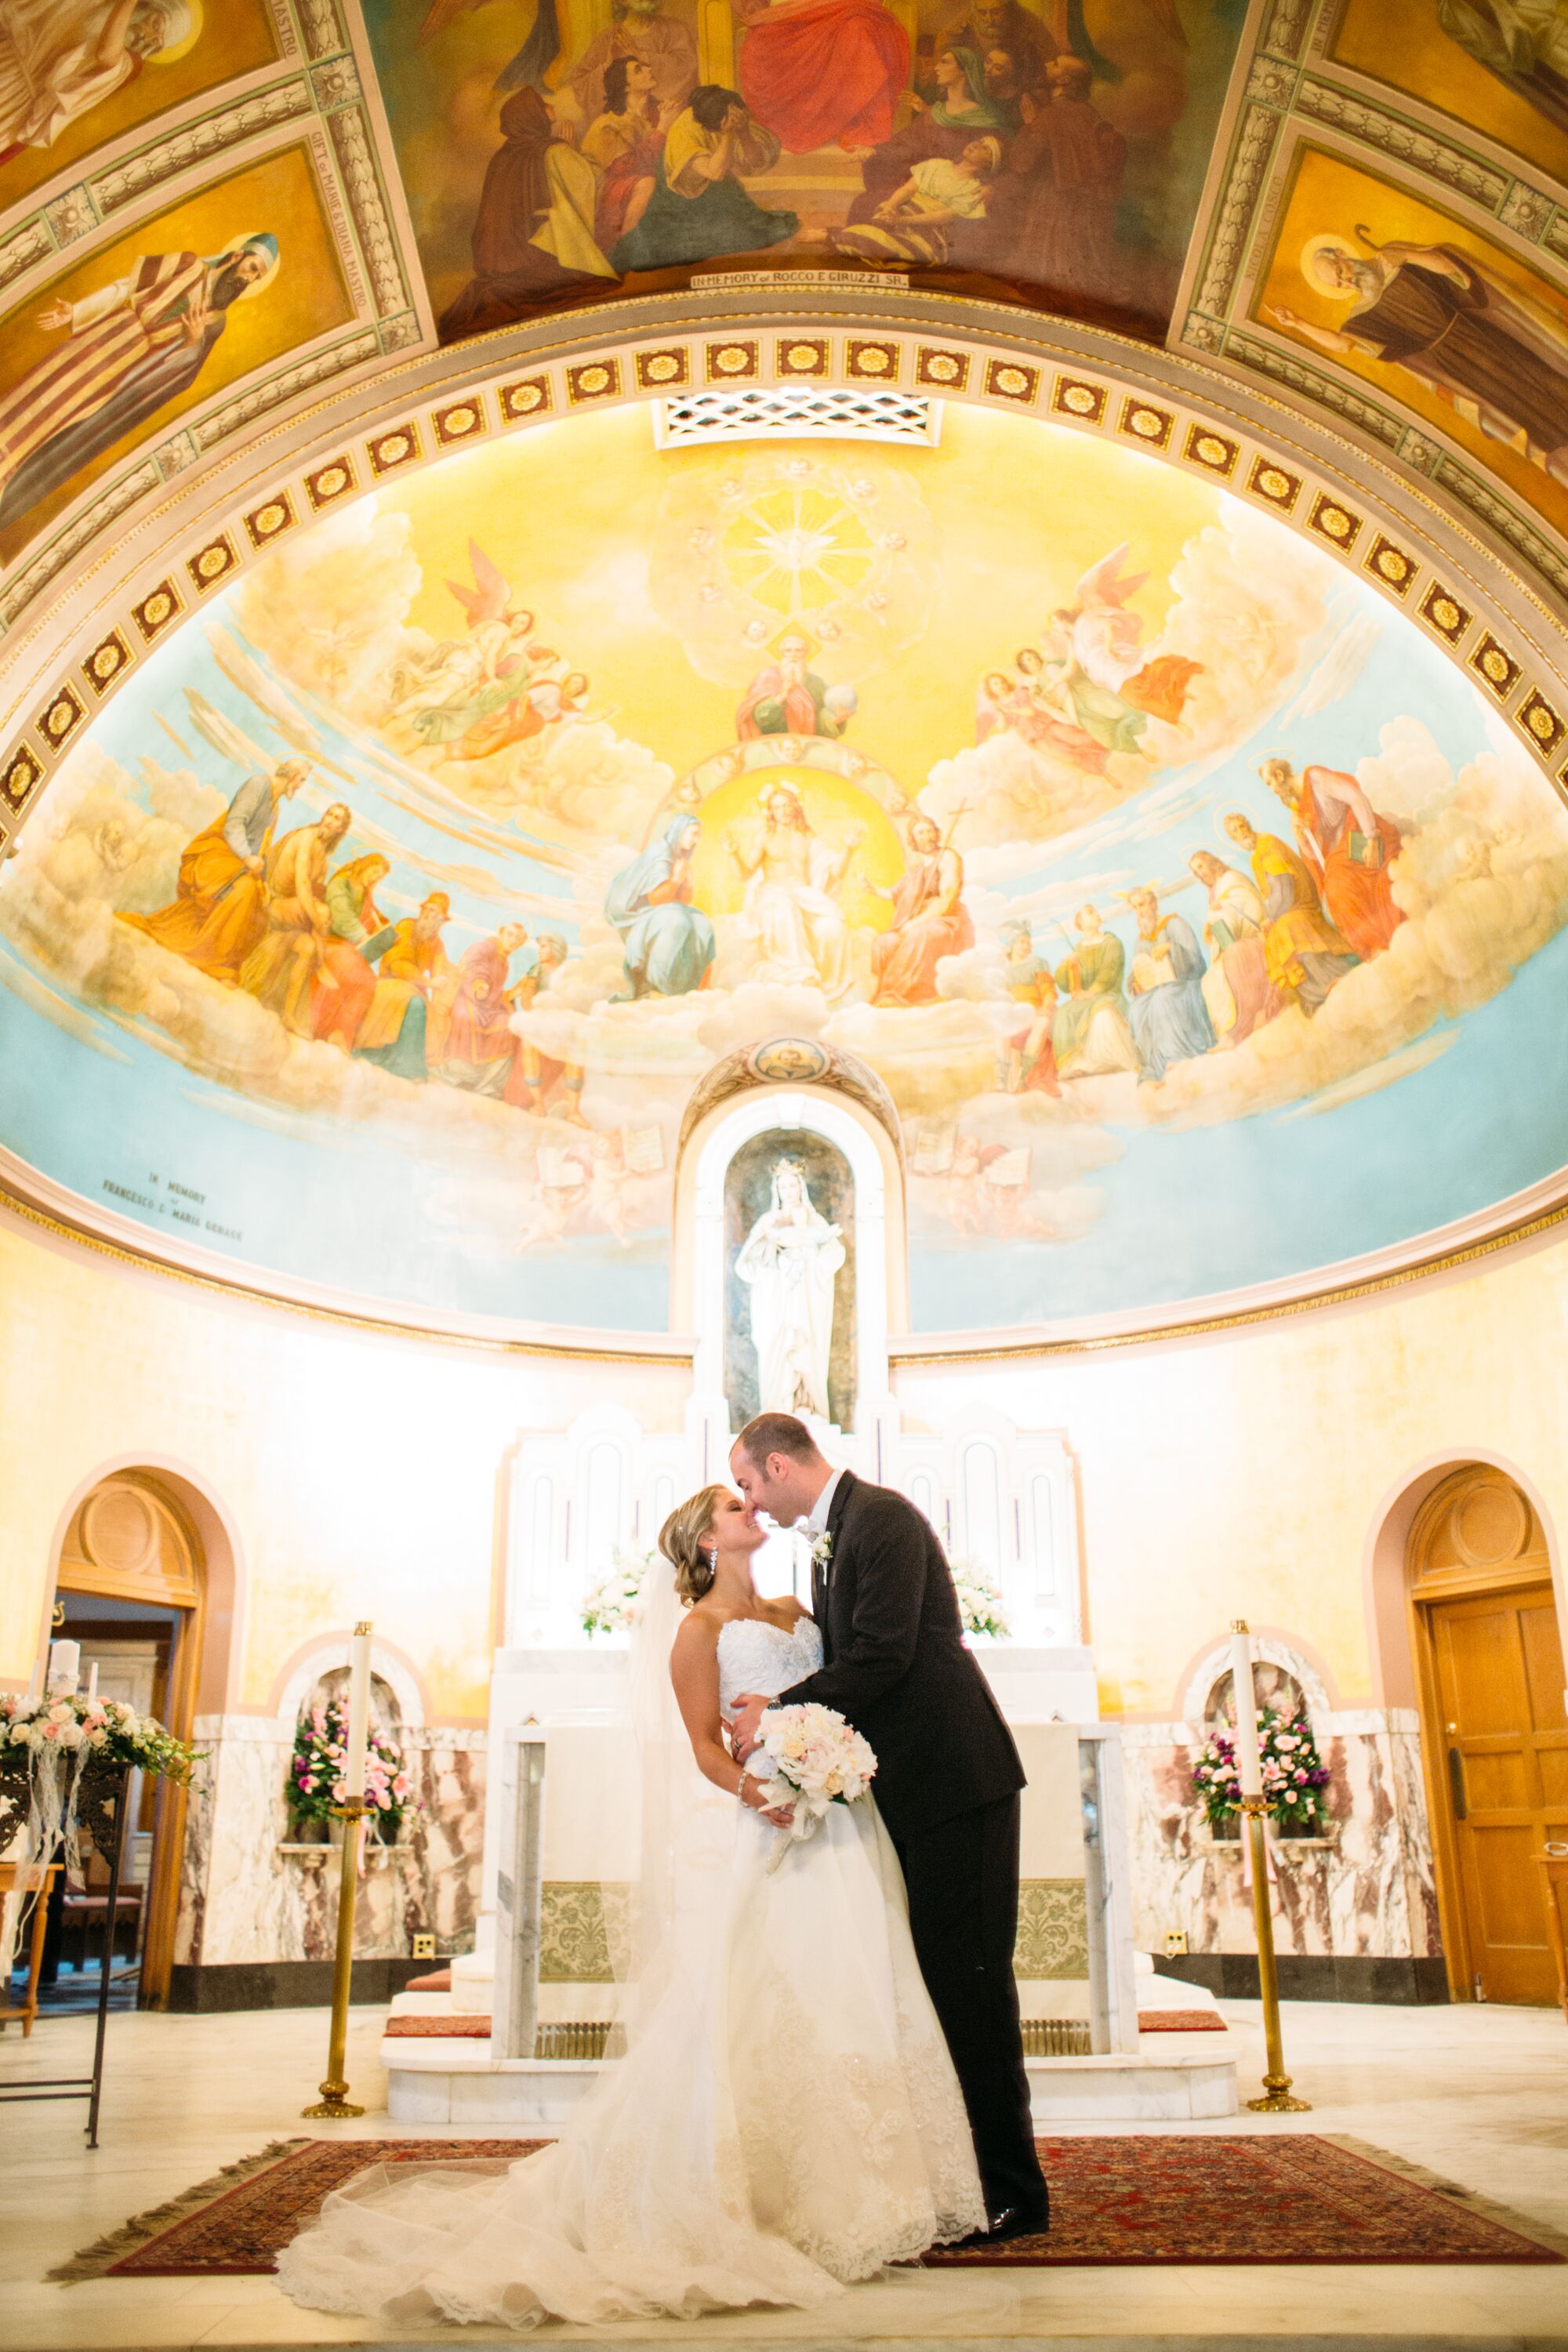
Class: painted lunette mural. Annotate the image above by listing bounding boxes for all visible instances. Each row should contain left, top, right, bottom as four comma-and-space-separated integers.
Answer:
0, 142, 356, 563
0, 2, 281, 212
3, 400, 1568, 1333
363, 0, 1245, 340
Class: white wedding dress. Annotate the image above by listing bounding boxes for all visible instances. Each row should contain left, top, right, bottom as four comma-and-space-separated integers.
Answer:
276, 1617, 985, 2329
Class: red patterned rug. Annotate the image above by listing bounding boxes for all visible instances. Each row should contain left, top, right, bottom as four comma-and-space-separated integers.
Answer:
404, 1968, 452, 1992
52, 2134, 1564, 2280
1138, 2009, 1227, 2033
383, 2013, 491, 2038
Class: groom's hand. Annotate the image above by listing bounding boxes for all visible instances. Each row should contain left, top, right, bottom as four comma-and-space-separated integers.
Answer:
730, 1692, 770, 1763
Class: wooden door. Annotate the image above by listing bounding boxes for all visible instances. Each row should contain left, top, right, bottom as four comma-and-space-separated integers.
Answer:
1427, 1585, 1568, 2004
54, 1475, 203, 2008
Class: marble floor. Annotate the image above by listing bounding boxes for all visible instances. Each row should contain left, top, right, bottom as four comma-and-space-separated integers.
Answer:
1, 1998, 1565, 2350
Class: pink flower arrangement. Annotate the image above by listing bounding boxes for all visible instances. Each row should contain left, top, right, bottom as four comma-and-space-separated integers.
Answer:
1192, 1708, 1330, 1835
288, 1697, 413, 1837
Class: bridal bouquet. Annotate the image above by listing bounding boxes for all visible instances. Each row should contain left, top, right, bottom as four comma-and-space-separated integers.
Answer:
743, 1702, 877, 1874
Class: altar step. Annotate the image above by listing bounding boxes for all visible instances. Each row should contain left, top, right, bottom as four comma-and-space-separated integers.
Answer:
382, 2038, 1238, 2126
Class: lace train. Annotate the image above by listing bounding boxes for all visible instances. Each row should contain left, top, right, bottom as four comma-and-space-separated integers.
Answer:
277, 1618, 985, 2328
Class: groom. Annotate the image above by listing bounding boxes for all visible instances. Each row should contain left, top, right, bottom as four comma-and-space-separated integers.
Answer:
729, 1412, 1049, 2244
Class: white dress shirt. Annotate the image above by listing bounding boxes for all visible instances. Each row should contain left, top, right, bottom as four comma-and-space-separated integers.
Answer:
800, 1465, 844, 1540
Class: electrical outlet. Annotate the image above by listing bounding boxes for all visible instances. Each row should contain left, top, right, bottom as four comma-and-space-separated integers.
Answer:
411, 1933, 436, 1959
1164, 1929, 1189, 1957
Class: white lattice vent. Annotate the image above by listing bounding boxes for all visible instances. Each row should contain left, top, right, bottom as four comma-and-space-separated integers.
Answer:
655, 385, 938, 447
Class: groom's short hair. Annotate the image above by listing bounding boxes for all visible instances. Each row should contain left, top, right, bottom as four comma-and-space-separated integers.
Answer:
735, 1412, 820, 1466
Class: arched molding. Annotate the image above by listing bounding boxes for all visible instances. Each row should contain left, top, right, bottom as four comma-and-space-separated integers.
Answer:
1176, 1628, 1338, 1730
269, 1631, 427, 1731
38, 1450, 245, 1717
7, 292, 1568, 857
673, 1082, 903, 1425
1362, 1448, 1565, 1712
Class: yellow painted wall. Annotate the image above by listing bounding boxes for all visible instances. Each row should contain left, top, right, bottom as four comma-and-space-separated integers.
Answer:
0, 1214, 689, 1721
896, 1236, 1568, 1719
4, 1205, 1566, 1730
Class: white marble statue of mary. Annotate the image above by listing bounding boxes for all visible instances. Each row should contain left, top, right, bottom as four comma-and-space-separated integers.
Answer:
734, 1159, 845, 1421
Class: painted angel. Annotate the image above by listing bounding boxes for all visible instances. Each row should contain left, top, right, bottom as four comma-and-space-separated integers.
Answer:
1047, 543, 1202, 731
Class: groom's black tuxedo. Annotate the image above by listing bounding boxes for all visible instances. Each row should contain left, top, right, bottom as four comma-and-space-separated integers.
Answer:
779, 1468, 1022, 1838
778, 1469, 1047, 2227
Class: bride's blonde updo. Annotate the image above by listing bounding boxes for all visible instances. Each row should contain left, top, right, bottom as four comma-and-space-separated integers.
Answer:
659, 1483, 727, 1606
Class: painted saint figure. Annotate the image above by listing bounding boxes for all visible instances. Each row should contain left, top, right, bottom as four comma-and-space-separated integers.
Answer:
724, 783, 862, 996
437, 921, 532, 1096
354, 892, 452, 1083
1438, 0, 1568, 136
731, 0, 909, 155
0, 0, 194, 165
582, 55, 662, 250
735, 1156, 845, 1421
1189, 850, 1284, 1045
736, 630, 855, 739
119, 757, 308, 982
868, 812, 973, 1006
1268, 234, 1568, 488
998, 918, 1061, 1095
608, 85, 797, 274
1125, 886, 1214, 1083
1259, 757, 1406, 963
311, 854, 395, 1053
567, 0, 697, 130
1051, 903, 1138, 1077
1222, 814, 1359, 1016
238, 802, 351, 1036
0, 232, 278, 534
605, 815, 717, 997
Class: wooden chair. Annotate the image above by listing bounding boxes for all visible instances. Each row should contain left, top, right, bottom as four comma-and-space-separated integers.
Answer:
0, 1862, 62, 2037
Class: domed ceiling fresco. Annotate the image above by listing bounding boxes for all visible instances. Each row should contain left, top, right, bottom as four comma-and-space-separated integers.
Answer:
8, 2, 1568, 632
3, 398, 1568, 1334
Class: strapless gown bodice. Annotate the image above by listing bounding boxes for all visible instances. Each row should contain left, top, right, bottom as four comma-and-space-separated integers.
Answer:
718, 1615, 822, 1715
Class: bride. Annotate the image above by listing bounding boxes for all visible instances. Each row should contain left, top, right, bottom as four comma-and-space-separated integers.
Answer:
276, 1483, 985, 2328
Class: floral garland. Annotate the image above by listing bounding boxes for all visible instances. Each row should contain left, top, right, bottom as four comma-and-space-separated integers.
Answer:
0, 1690, 201, 1882
289, 1698, 411, 1835
947, 1556, 1011, 1642
1192, 1708, 1331, 1835
2, 1690, 198, 1778
582, 1546, 655, 1637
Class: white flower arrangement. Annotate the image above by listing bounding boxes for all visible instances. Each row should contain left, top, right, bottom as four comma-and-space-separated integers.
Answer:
743, 1702, 878, 1874
581, 1545, 657, 1638
808, 1529, 833, 1576
947, 1555, 1011, 1642
0, 1687, 200, 1882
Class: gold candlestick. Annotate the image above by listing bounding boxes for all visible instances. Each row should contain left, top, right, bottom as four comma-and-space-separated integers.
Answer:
302, 1796, 367, 2119
1231, 1618, 1309, 2114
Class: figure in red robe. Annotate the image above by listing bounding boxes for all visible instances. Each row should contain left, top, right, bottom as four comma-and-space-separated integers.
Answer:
1261, 757, 1406, 963
869, 815, 974, 1006
731, 0, 909, 154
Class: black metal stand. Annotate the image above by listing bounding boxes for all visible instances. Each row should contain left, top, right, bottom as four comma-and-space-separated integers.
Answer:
0, 1762, 129, 2145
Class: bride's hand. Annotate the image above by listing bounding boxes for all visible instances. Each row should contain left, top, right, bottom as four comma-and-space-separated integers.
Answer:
729, 1690, 769, 1762
739, 1774, 795, 1829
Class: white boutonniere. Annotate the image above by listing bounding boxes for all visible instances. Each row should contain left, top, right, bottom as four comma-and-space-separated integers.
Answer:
808, 1530, 833, 1579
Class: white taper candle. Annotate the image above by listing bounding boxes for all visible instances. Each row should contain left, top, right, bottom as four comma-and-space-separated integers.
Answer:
344, 1623, 372, 1801
86, 1661, 99, 1701
1230, 1620, 1265, 1799
47, 1639, 80, 1696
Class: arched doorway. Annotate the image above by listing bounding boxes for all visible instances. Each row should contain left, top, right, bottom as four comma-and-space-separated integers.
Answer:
53, 1472, 205, 2009
1407, 1466, 1566, 2005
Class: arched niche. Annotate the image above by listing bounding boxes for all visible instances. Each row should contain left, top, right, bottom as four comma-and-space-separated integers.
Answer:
673, 1078, 905, 1431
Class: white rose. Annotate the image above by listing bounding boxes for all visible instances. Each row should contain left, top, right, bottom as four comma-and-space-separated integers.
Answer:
8, 1722, 30, 1746
60, 1721, 85, 1749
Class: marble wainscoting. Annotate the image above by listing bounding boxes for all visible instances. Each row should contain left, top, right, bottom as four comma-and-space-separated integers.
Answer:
173, 1715, 486, 1994
1120, 1708, 1443, 1998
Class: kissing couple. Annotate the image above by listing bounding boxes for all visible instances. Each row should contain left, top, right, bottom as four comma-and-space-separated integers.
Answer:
280, 1411, 1048, 2328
